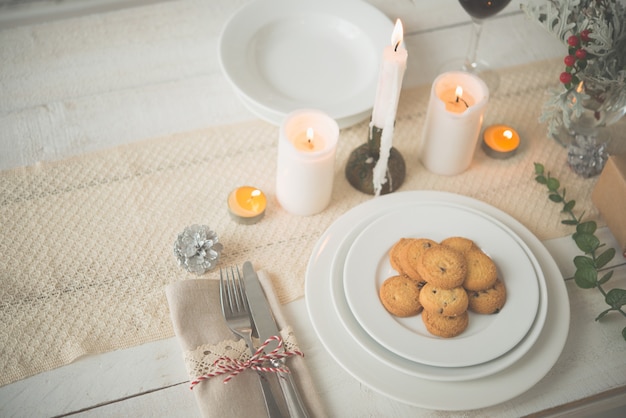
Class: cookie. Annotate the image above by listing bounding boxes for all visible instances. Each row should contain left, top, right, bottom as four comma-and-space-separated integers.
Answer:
419, 283, 469, 316
379, 275, 423, 317
468, 278, 507, 314
463, 249, 498, 291
398, 238, 438, 282
389, 238, 411, 275
416, 245, 467, 289
421, 309, 469, 338
440, 236, 477, 254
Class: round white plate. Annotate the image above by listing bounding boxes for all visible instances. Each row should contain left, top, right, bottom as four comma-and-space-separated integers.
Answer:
330, 204, 548, 382
343, 203, 540, 367
305, 191, 570, 410
218, 0, 393, 128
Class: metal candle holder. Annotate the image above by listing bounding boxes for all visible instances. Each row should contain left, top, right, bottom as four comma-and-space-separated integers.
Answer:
345, 123, 405, 195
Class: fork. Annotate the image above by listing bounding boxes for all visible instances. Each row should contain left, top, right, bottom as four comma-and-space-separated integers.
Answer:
220, 266, 284, 418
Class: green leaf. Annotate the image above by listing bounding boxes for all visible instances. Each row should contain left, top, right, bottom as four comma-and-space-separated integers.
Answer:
622, 326, 626, 341
575, 232, 600, 253
605, 288, 626, 309
596, 308, 612, 321
535, 175, 547, 184
598, 270, 614, 285
577, 221, 597, 235
549, 193, 563, 203
574, 255, 595, 269
562, 219, 579, 225
534, 163, 544, 175
563, 200, 576, 212
547, 177, 560, 191
574, 265, 597, 288
596, 248, 616, 269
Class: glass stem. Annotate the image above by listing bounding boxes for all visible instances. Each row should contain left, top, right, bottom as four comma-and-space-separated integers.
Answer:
464, 19, 484, 72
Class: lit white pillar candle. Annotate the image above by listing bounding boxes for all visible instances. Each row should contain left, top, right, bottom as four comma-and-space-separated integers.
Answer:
419, 71, 489, 175
371, 19, 408, 196
276, 109, 339, 216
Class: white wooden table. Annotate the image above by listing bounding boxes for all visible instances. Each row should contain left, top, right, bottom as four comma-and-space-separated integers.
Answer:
1, 1, 625, 416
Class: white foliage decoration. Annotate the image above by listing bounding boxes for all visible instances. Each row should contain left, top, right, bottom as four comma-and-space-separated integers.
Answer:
521, 0, 626, 140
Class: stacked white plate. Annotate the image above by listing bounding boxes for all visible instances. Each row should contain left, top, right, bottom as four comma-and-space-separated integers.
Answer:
305, 191, 570, 411
218, 0, 393, 128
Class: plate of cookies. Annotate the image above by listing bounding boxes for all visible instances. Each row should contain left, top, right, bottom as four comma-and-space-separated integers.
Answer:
343, 202, 541, 367
328, 212, 548, 382
305, 191, 569, 410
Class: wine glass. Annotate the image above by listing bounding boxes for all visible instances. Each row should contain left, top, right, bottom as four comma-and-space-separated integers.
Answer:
444, 0, 512, 91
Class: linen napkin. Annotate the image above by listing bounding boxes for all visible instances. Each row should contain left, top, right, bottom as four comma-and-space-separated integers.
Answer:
165, 271, 325, 417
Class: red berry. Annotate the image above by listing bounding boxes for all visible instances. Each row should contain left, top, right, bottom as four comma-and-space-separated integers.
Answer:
564, 55, 576, 66
581, 29, 591, 42
567, 35, 580, 46
575, 49, 587, 59
560, 72, 573, 84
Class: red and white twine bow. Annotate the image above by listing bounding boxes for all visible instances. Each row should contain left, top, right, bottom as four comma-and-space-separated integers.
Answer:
190, 335, 304, 389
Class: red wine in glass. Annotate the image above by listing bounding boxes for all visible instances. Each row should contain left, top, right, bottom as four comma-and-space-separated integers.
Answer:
452, 0, 512, 91
459, 0, 512, 20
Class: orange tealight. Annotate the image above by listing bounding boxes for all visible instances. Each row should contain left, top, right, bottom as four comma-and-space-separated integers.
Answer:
227, 186, 267, 224
482, 125, 520, 159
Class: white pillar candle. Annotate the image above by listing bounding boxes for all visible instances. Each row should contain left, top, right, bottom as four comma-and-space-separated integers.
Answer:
419, 71, 489, 176
371, 19, 408, 129
276, 109, 339, 216
371, 19, 408, 195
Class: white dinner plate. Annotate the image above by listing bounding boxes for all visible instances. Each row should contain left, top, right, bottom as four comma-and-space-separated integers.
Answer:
343, 203, 540, 367
305, 191, 570, 410
218, 0, 393, 128
330, 204, 548, 382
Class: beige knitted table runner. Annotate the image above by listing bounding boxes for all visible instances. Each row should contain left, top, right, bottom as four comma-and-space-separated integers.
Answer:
1, 59, 623, 386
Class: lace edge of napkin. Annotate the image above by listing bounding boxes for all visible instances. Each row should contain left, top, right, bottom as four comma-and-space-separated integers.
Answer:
183, 326, 301, 381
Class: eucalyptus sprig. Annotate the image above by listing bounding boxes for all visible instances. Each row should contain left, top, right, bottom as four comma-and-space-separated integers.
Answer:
534, 163, 626, 341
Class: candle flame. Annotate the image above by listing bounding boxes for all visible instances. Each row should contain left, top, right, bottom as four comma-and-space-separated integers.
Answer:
455, 86, 463, 99
306, 127, 315, 149
570, 81, 585, 105
503, 130, 513, 139
245, 188, 264, 212
576, 80, 584, 93
391, 19, 403, 51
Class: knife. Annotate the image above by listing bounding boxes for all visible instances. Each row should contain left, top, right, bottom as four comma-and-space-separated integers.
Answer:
243, 261, 310, 418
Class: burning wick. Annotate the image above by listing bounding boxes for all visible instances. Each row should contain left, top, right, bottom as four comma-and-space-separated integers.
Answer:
392, 19, 403, 53
247, 189, 262, 205
306, 127, 314, 150
454, 86, 469, 108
